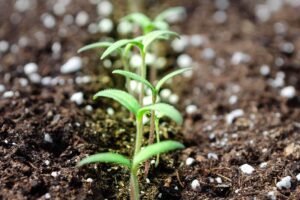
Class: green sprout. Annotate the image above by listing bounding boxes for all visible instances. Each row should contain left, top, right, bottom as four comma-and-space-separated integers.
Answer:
78, 141, 184, 200
78, 88, 184, 199
122, 7, 185, 34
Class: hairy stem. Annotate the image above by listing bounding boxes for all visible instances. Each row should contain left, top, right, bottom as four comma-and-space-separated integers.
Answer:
130, 170, 139, 200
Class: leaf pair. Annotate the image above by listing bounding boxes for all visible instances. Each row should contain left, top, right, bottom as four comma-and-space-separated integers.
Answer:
113, 67, 192, 95
93, 89, 183, 125
77, 140, 184, 170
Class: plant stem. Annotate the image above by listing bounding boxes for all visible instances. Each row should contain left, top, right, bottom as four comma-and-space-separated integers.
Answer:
139, 51, 146, 106
155, 118, 160, 167
122, 55, 131, 95
134, 117, 143, 155
130, 170, 139, 200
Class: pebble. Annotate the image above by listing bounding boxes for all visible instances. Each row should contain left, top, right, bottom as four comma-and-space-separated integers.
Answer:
267, 191, 276, 200
177, 54, 193, 68
259, 162, 268, 169
97, 0, 113, 16
45, 193, 51, 199
41, 13, 56, 29
52, 42, 61, 54
202, 48, 216, 61
0, 40, 9, 53
280, 86, 296, 99
155, 57, 167, 69
146, 178, 150, 184
41, 77, 52, 86
75, 11, 89, 27
171, 35, 189, 52
255, 4, 271, 22
185, 104, 197, 114
276, 176, 292, 189
86, 178, 93, 183
189, 34, 205, 47
274, 22, 287, 35
160, 89, 172, 99
191, 179, 200, 191
215, 0, 230, 10
14, 0, 31, 12
185, 157, 195, 166
169, 94, 179, 104
231, 52, 251, 65
213, 11, 227, 24
228, 95, 238, 105
117, 21, 133, 35
44, 160, 50, 165
239, 164, 255, 175
103, 59, 112, 68
61, 57, 82, 74
3, 91, 14, 98
267, 0, 283, 12
24, 62, 38, 75
296, 173, 300, 181
85, 105, 93, 112
130, 54, 142, 68
28, 73, 41, 83
19, 78, 28, 87
0, 84, 5, 93
51, 171, 59, 177
207, 152, 218, 160
215, 177, 222, 184
88, 23, 98, 34
280, 42, 294, 54
107, 107, 114, 116
53, 2, 66, 16
146, 53, 156, 66
226, 109, 244, 125
70, 92, 84, 105
75, 76, 92, 84
143, 96, 153, 106
63, 14, 74, 25
260, 65, 270, 76
44, 133, 53, 143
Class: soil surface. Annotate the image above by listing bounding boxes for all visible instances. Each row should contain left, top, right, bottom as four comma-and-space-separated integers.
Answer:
1, 0, 300, 200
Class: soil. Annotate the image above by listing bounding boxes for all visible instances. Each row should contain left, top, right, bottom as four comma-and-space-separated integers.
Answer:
1, 0, 300, 200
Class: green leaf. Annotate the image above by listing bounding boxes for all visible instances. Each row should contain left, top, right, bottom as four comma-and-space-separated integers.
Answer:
94, 89, 140, 115
132, 140, 184, 168
142, 30, 179, 51
77, 41, 112, 53
155, 7, 185, 22
101, 39, 143, 60
113, 70, 154, 92
122, 13, 152, 29
137, 103, 183, 125
155, 67, 192, 91
153, 20, 169, 30
77, 153, 131, 168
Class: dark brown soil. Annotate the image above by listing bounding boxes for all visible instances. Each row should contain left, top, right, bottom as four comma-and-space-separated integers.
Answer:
1, 0, 300, 200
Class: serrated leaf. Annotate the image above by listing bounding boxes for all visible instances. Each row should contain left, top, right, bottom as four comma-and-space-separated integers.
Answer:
137, 103, 182, 125
156, 67, 192, 91
122, 13, 152, 29
142, 30, 179, 51
94, 89, 140, 115
155, 7, 185, 22
113, 70, 154, 92
132, 140, 184, 168
77, 41, 112, 53
77, 153, 131, 168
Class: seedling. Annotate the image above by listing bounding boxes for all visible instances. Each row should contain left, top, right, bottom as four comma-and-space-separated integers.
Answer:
78, 88, 183, 199
78, 140, 184, 200
122, 7, 185, 34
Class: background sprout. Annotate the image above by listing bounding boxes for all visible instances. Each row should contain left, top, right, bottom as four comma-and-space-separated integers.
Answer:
78, 140, 184, 200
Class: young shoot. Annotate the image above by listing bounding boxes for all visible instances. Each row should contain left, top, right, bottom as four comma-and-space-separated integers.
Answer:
78, 140, 184, 200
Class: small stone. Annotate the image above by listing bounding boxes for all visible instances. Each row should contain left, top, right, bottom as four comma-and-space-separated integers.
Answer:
260, 65, 270, 76
14, 0, 31, 12
61, 57, 82, 74
107, 107, 114, 116
52, 42, 61, 54
185, 157, 195, 166
0, 84, 6, 93
177, 54, 193, 68
226, 109, 244, 125
189, 34, 205, 47
41, 13, 56, 29
280, 42, 294, 54
276, 176, 292, 189
160, 89, 172, 99
44, 133, 53, 143
45, 193, 51, 199
28, 73, 41, 83
186, 104, 197, 114
228, 95, 238, 105
41, 77, 52, 86
44, 160, 50, 165
51, 171, 59, 177
239, 164, 255, 175
213, 11, 227, 24
98, 18, 113, 33
267, 191, 276, 200
215, 0, 230, 10
296, 173, 300, 181
169, 94, 179, 104
19, 78, 28, 87
86, 178, 93, 183
117, 21, 133, 35
97, 0, 113, 16
24, 62, 38, 75
191, 179, 200, 191
255, 4, 271, 22
280, 86, 296, 99
215, 177, 222, 184
0, 40, 9, 53
75, 11, 89, 27
3, 91, 14, 98
207, 152, 218, 160
231, 52, 251, 65
146, 178, 150, 184
260, 162, 268, 169
171, 35, 189, 52
85, 105, 93, 112
202, 48, 215, 61
70, 92, 84, 105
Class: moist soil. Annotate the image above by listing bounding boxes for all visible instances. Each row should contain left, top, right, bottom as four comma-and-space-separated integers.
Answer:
1, 0, 300, 199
